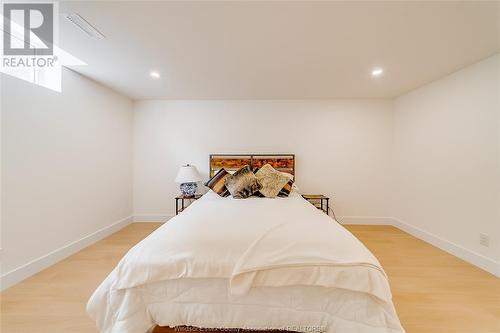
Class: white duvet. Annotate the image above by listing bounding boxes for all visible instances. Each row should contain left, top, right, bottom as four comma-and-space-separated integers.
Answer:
88, 191, 405, 333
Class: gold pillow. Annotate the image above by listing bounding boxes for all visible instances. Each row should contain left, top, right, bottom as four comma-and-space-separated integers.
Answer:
255, 164, 290, 198
225, 165, 262, 199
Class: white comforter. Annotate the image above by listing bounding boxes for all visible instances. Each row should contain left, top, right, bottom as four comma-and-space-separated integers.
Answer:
88, 191, 404, 333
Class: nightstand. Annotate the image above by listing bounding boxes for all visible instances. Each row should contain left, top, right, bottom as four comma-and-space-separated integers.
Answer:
175, 194, 202, 215
302, 194, 330, 215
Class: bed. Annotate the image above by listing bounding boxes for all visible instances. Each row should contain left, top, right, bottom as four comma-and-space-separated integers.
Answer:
87, 154, 404, 333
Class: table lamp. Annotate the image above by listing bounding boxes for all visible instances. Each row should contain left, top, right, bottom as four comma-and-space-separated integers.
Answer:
175, 164, 202, 197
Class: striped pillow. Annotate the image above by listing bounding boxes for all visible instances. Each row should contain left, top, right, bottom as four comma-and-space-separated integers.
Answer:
205, 168, 230, 197
277, 179, 294, 197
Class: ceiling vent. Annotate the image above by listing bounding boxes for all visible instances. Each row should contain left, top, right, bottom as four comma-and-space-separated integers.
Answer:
63, 13, 105, 39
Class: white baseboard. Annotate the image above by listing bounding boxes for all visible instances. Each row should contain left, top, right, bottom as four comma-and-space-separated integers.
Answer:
2, 214, 498, 292
133, 215, 173, 223
0, 215, 133, 291
393, 219, 500, 278
338, 216, 395, 225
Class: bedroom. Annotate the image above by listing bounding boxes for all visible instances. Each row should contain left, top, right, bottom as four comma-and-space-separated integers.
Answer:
1, 1, 499, 332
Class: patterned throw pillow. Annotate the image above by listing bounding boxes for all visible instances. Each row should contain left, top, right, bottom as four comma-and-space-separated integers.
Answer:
225, 165, 262, 199
255, 164, 291, 198
251, 168, 265, 197
205, 168, 231, 197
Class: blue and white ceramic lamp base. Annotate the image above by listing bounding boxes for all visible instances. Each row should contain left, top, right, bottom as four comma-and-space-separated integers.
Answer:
180, 182, 197, 197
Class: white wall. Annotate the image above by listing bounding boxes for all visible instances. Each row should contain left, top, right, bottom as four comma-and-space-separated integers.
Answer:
133, 100, 394, 221
1, 69, 134, 289
393, 55, 500, 271
2, 55, 498, 289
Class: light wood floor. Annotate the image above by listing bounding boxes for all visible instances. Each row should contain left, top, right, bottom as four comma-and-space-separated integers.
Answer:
1, 223, 499, 333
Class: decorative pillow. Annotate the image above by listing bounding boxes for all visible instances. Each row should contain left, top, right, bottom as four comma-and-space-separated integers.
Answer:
255, 168, 294, 181
277, 179, 294, 197
255, 164, 290, 198
250, 168, 265, 197
204, 168, 231, 197
225, 165, 262, 199
253, 190, 266, 197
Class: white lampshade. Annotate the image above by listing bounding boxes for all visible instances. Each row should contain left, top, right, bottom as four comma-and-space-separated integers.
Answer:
175, 164, 202, 184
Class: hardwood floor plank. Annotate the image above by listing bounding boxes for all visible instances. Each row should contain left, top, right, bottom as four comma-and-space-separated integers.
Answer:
345, 225, 500, 333
1, 223, 498, 333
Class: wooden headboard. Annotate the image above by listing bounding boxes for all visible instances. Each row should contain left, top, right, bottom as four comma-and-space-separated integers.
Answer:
209, 154, 295, 178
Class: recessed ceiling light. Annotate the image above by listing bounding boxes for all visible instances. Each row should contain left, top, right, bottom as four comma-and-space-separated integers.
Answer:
150, 71, 160, 79
371, 68, 384, 77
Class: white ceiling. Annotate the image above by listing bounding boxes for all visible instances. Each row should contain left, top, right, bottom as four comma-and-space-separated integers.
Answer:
59, 1, 500, 100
